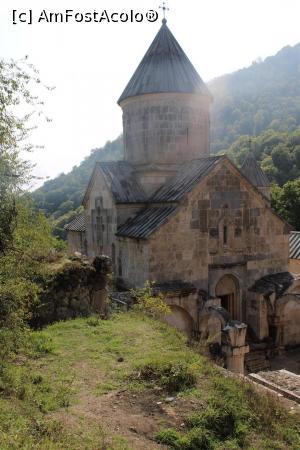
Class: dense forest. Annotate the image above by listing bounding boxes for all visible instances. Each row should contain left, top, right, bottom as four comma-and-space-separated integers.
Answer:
226, 127, 300, 185
32, 41, 300, 232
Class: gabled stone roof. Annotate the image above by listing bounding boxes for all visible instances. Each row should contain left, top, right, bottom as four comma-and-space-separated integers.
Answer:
151, 156, 222, 202
65, 214, 86, 232
83, 161, 146, 205
118, 21, 211, 104
99, 161, 146, 203
240, 154, 271, 188
116, 206, 177, 239
290, 231, 300, 259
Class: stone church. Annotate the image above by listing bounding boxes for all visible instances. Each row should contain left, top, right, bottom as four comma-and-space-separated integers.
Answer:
66, 19, 300, 373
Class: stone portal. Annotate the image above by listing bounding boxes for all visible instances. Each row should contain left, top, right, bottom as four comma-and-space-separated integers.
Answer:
215, 275, 240, 321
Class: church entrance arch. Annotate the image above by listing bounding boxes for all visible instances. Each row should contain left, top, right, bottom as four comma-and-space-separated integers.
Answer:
215, 275, 240, 321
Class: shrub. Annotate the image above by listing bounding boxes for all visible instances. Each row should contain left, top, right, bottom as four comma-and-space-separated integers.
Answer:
0, 327, 25, 370
155, 428, 182, 447
156, 427, 215, 450
133, 360, 197, 394
186, 407, 236, 440
29, 331, 55, 357
86, 315, 101, 327
131, 281, 170, 318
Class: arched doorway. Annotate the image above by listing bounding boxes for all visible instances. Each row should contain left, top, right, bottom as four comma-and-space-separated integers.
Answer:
215, 275, 240, 321
164, 305, 194, 336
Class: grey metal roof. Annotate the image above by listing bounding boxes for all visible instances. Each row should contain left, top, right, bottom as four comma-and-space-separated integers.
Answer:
249, 272, 294, 298
151, 156, 222, 202
118, 21, 211, 104
99, 161, 146, 203
116, 206, 177, 239
290, 231, 300, 259
240, 154, 271, 188
65, 214, 86, 232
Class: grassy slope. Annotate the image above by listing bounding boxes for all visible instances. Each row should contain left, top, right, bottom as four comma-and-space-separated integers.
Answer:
0, 313, 299, 449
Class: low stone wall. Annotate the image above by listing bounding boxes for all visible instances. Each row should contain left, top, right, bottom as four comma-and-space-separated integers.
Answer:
31, 256, 111, 327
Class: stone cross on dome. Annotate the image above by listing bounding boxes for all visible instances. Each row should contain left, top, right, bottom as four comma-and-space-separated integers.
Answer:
159, 1, 169, 24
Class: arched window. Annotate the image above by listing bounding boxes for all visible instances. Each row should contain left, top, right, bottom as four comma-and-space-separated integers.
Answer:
118, 250, 122, 277
223, 225, 228, 245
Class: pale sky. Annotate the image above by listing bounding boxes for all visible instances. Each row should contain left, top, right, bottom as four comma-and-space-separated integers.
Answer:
1, 0, 300, 187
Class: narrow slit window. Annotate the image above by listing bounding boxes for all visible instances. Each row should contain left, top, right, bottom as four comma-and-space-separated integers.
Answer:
223, 225, 228, 245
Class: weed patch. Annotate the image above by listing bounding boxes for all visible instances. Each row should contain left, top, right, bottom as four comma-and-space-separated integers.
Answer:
156, 374, 300, 449
132, 360, 197, 394
29, 330, 55, 357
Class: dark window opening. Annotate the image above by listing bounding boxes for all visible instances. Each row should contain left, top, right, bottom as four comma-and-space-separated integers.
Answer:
223, 225, 228, 245
112, 243, 116, 266
118, 251, 122, 277
186, 127, 189, 144
96, 216, 102, 245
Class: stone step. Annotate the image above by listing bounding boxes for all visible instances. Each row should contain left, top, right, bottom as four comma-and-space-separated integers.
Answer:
245, 350, 270, 373
248, 370, 300, 404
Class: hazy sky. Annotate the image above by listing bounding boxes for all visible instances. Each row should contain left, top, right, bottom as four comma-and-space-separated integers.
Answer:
1, 0, 300, 187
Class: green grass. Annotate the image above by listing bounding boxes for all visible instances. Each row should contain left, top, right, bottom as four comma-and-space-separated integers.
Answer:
0, 312, 299, 449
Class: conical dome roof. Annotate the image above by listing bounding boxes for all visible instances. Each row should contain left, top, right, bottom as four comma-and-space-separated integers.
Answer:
118, 21, 211, 104
240, 154, 271, 187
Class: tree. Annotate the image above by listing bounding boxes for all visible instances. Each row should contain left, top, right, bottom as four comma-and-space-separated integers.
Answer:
294, 145, 300, 169
0, 57, 51, 253
0, 58, 54, 364
271, 144, 293, 172
271, 179, 300, 230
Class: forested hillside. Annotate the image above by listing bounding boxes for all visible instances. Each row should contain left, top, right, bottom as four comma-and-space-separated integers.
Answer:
33, 136, 123, 217
32, 42, 300, 233
226, 127, 300, 185
210, 43, 300, 153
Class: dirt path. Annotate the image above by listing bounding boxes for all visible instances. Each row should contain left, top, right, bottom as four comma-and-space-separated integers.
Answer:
51, 362, 201, 449
55, 386, 202, 449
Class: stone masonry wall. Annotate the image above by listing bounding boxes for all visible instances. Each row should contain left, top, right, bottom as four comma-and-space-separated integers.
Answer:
289, 259, 300, 275
147, 159, 289, 297
117, 237, 150, 287
67, 230, 86, 255
84, 170, 117, 262
120, 92, 211, 165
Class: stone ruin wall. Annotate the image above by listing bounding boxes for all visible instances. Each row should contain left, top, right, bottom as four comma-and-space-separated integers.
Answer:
32, 256, 111, 327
